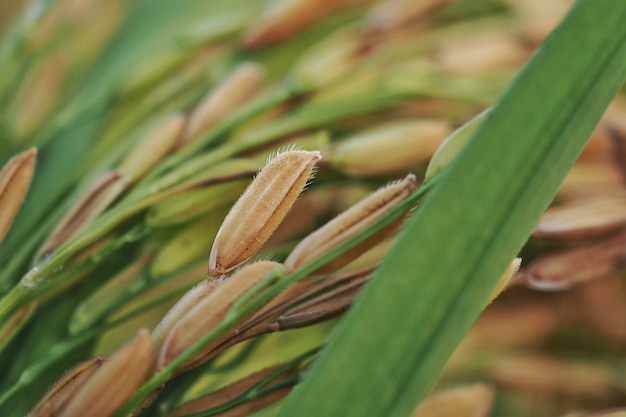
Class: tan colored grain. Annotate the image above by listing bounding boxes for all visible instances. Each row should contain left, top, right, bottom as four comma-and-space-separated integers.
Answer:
58, 329, 152, 417
524, 230, 626, 290
243, 0, 350, 49
488, 257, 521, 303
411, 384, 494, 417
534, 194, 626, 240
158, 261, 282, 370
208, 150, 321, 277
11, 55, 65, 139
329, 120, 452, 176
365, 0, 451, 32
151, 279, 221, 355
118, 113, 185, 181
284, 173, 416, 275
0, 148, 37, 244
180, 63, 264, 145
28, 357, 105, 417
436, 29, 528, 76
40, 171, 128, 257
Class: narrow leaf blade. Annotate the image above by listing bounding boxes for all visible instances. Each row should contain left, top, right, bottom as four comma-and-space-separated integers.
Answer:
278, 2, 626, 416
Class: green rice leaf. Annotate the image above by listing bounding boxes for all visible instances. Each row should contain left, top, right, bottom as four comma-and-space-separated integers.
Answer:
277, 1, 626, 416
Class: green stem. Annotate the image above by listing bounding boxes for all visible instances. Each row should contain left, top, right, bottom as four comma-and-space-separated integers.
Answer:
0, 285, 32, 325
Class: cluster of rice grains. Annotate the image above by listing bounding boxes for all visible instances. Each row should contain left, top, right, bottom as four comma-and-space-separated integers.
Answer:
0, 0, 624, 416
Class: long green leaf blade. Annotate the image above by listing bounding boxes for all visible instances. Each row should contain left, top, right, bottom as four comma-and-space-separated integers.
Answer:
278, 1, 626, 416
